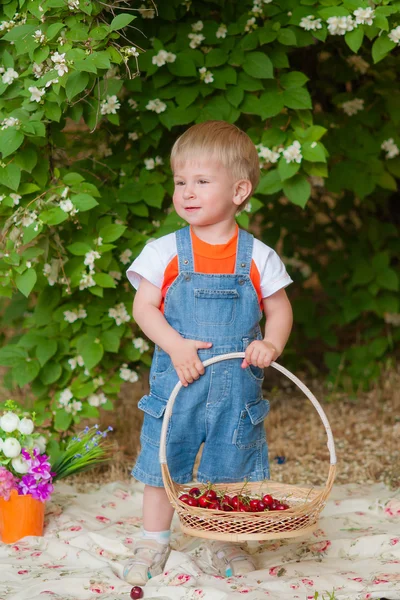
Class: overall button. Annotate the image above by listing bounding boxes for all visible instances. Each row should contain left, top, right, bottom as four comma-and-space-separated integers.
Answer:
183, 259, 189, 265
241, 262, 246, 268
238, 279, 245, 285
185, 275, 191, 281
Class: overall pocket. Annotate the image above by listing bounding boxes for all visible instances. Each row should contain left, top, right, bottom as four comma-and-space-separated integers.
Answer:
194, 288, 239, 325
138, 393, 169, 448
234, 397, 270, 450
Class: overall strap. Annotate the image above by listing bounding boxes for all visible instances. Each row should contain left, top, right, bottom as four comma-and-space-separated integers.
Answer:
176, 226, 194, 272
235, 228, 253, 276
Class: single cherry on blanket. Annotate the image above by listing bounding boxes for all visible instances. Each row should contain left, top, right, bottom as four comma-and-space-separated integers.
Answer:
130, 586, 144, 599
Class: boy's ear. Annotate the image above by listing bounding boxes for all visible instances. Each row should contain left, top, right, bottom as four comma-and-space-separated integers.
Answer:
232, 179, 252, 207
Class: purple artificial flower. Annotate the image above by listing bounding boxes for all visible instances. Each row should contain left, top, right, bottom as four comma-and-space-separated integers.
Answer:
17, 474, 38, 496
34, 480, 54, 502
0, 466, 17, 500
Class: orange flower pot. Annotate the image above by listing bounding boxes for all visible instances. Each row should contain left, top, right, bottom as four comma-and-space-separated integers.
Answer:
0, 489, 45, 543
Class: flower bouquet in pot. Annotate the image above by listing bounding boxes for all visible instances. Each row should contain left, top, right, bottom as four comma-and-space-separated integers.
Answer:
0, 400, 113, 543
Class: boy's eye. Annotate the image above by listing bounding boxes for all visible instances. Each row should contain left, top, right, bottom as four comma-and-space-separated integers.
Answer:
175, 181, 184, 185
199, 180, 209, 184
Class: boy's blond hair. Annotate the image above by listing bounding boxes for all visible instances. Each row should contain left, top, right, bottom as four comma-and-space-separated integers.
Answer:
170, 121, 260, 206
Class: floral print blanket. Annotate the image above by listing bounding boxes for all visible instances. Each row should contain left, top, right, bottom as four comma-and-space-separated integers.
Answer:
0, 481, 399, 600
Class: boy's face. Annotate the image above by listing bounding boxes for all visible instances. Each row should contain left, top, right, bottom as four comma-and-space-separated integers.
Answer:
172, 158, 245, 228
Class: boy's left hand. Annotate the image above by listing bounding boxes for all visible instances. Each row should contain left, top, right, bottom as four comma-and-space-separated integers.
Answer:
241, 340, 278, 369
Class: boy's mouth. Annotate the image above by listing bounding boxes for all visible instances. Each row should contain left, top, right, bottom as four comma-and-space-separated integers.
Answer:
185, 206, 201, 212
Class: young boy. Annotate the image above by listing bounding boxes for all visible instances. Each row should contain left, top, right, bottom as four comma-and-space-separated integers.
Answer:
124, 121, 293, 584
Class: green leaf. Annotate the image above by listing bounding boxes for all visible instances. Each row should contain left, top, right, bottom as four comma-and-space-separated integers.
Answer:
40, 361, 62, 385
256, 170, 282, 195
372, 34, 396, 64
80, 340, 104, 370
67, 242, 92, 255
98, 224, 126, 242
71, 193, 99, 211
0, 346, 27, 367
205, 49, 229, 67
226, 86, 244, 107
176, 87, 199, 109
277, 28, 297, 46
15, 269, 37, 297
282, 88, 312, 109
259, 90, 284, 118
282, 174, 311, 208
44, 103, 62, 122
93, 273, 116, 288
167, 54, 197, 77
54, 409, 73, 432
14, 147, 37, 173
280, 71, 309, 89
0, 128, 24, 159
36, 339, 58, 367
13, 360, 40, 387
278, 156, 301, 181
66, 71, 90, 101
376, 269, 399, 291
302, 142, 326, 162
46, 22, 65, 40
110, 13, 136, 30
40, 207, 68, 225
243, 52, 273, 79
100, 329, 121, 353
0, 163, 21, 191
345, 27, 364, 53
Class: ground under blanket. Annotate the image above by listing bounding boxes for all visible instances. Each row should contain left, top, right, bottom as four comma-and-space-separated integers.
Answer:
0, 481, 399, 600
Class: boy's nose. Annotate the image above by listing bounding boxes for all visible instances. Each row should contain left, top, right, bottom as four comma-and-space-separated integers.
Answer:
183, 186, 195, 199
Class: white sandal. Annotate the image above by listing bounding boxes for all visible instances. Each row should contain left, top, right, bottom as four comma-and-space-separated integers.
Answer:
123, 538, 171, 585
209, 540, 256, 577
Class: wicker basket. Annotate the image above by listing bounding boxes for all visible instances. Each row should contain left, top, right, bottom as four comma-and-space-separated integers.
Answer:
160, 352, 336, 541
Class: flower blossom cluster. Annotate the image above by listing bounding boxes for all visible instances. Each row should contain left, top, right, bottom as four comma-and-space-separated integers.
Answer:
341, 98, 364, 116
58, 388, 82, 415
108, 303, 131, 326
389, 26, 400, 44
0, 67, 19, 85
146, 98, 167, 113
256, 141, 303, 165
88, 393, 108, 407
1, 117, 20, 130
381, 139, 399, 160
133, 337, 150, 353
199, 66, 214, 84
144, 156, 163, 170
300, 8, 377, 34
100, 95, 121, 115
119, 364, 139, 383
152, 49, 176, 67
64, 307, 87, 323
216, 24, 227, 39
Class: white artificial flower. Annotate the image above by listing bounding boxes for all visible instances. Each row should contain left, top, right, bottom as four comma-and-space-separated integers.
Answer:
0, 411, 20, 433
381, 138, 400, 159
188, 33, 205, 48
347, 55, 369, 74
108, 303, 131, 325
119, 364, 139, 382
100, 95, 121, 115
133, 337, 150, 353
84, 250, 101, 268
11, 455, 30, 474
33, 29, 46, 43
1, 117, 20, 130
10, 193, 21, 206
2, 68, 19, 85
256, 144, 280, 164
282, 140, 302, 164
327, 15, 355, 35
353, 7, 374, 26
33, 435, 47, 454
341, 98, 364, 116
146, 98, 167, 113
88, 392, 108, 407
299, 16, 322, 31
18, 417, 34, 435
191, 20, 204, 31
60, 199, 76, 213
216, 24, 227, 39
138, 4, 155, 19
2, 437, 21, 458
199, 66, 214, 84
245, 17, 257, 32
79, 271, 96, 290
388, 26, 400, 45
28, 86, 45, 102
119, 249, 132, 264
128, 132, 139, 140
144, 158, 155, 170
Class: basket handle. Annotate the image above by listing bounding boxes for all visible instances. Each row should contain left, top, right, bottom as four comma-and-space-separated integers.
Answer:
159, 352, 336, 468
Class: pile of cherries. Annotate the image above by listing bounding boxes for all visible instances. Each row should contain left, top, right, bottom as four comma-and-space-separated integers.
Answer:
179, 486, 290, 512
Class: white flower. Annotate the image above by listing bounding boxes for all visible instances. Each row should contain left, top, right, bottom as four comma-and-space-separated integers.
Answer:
34, 435, 47, 453
152, 49, 176, 67
84, 250, 101, 269
256, 144, 280, 164
0, 411, 20, 433
33, 29, 46, 43
216, 24, 227, 39
11, 455, 30, 474
388, 26, 400, 45
146, 98, 167, 113
51, 52, 66, 64
353, 7, 374, 26
245, 17, 257, 32
2, 437, 21, 458
94, 237, 103, 246
93, 376, 104, 386
119, 249, 132, 264
191, 20, 204, 32
100, 94, 121, 115
341, 98, 364, 116
128, 98, 138, 109
347, 55, 369, 74
28, 86, 45, 102
68, 0, 80, 10
381, 138, 400, 159
138, 4, 155, 18
71, 400, 82, 413
299, 16, 322, 31
79, 271, 96, 290
32, 62, 44, 78
2, 68, 19, 85
199, 66, 214, 84
282, 140, 302, 164
68, 355, 84, 369
384, 312, 400, 326
1, 117, 20, 130
133, 337, 150, 353
144, 158, 155, 170
18, 417, 34, 435
64, 308, 86, 323
108, 302, 131, 325
188, 33, 205, 48
10, 193, 21, 206
45, 78, 59, 88
60, 198, 76, 213
128, 132, 139, 140
119, 364, 139, 382
88, 392, 108, 407
125, 46, 139, 58
327, 16, 355, 35
59, 388, 73, 406
109, 270, 122, 283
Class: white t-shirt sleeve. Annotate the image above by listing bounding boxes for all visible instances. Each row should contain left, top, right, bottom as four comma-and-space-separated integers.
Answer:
126, 233, 176, 290
253, 239, 293, 298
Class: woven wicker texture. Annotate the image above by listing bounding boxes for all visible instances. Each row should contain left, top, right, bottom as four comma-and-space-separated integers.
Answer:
160, 353, 336, 542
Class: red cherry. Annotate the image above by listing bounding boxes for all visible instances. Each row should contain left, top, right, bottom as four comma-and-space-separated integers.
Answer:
230, 495, 240, 509
257, 500, 267, 511
222, 494, 233, 506
189, 487, 201, 497
204, 489, 217, 501
186, 496, 199, 507
262, 494, 274, 506
130, 586, 144, 599
270, 500, 279, 510
179, 493, 191, 503
249, 499, 260, 512
198, 495, 211, 508
222, 502, 234, 511
208, 500, 221, 510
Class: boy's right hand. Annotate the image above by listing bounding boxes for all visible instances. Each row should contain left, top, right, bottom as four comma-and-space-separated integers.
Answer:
169, 339, 212, 387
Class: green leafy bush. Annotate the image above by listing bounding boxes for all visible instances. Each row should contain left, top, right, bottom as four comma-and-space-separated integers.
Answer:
0, 0, 399, 444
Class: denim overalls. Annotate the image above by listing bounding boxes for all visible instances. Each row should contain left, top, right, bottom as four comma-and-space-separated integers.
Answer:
132, 226, 270, 487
